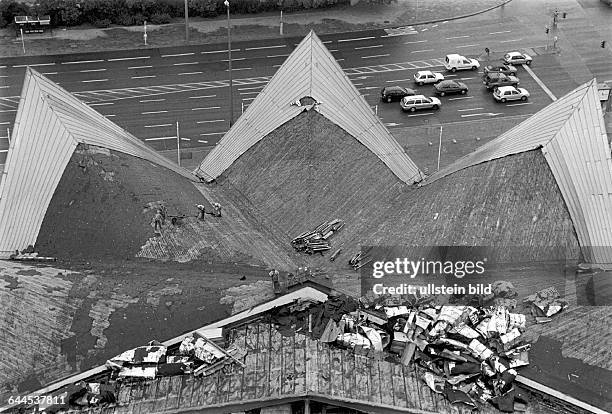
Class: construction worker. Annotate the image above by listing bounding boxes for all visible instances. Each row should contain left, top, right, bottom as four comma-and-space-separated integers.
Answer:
158, 205, 167, 224
196, 204, 206, 220
212, 202, 222, 217
151, 212, 163, 235
269, 269, 280, 293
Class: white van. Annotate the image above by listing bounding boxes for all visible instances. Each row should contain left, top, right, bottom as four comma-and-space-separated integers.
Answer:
444, 54, 480, 72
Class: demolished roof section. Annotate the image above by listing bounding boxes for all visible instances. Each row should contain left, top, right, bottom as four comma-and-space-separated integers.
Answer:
0, 68, 195, 258
195, 30, 423, 184
421, 80, 612, 268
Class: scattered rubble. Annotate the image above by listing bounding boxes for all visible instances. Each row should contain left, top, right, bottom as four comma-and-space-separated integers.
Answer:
523, 286, 568, 319
349, 247, 372, 270
291, 219, 344, 255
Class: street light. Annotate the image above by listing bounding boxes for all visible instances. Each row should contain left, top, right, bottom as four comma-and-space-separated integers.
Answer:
184, 0, 189, 42
225, 0, 234, 127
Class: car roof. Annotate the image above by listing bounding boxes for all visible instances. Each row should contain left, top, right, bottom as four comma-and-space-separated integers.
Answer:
446, 54, 462, 59
405, 94, 428, 99
385, 86, 405, 90
496, 86, 516, 92
416, 70, 433, 75
506, 51, 522, 56
438, 80, 457, 85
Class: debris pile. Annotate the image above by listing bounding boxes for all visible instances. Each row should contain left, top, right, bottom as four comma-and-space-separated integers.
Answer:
348, 247, 372, 270
523, 286, 567, 323
291, 219, 344, 255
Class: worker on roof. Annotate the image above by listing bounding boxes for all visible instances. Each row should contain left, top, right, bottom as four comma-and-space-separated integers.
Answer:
212, 202, 222, 217
158, 205, 167, 223
196, 204, 206, 220
151, 212, 163, 235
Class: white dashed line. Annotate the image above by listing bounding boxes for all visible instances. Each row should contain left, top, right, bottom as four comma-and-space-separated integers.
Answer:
456, 44, 479, 48
132, 75, 156, 79
107, 56, 150, 61
404, 40, 427, 44
80, 68, 107, 73
239, 91, 259, 95
161, 52, 195, 57
201, 49, 239, 54
355, 45, 383, 50
198, 140, 209, 143
145, 124, 173, 128
506, 102, 533, 106
192, 107, 221, 110
178, 72, 203, 76
405, 112, 434, 116
489, 30, 511, 35
81, 79, 108, 83
457, 107, 484, 112
139, 99, 166, 103
448, 96, 474, 100
445, 35, 470, 40
144, 136, 177, 141
411, 49, 434, 53
221, 58, 245, 62
188, 95, 216, 99
61, 59, 104, 65
500, 39, 523, 43
128, 65, 153, 69
12, 62, 56, 68
245, 45, 285, 50
385, 78, 413, 83
225, 68, 252, 71
362, 54, 390, 59
88, 102, 114, 106
237, 86, 263, 91
268, 54, 289, 58
196, 119, 225, 124
142, 110, 168, 115
173, 62, 199, 66
338, 36, 376, 42
200, 132, 225, 136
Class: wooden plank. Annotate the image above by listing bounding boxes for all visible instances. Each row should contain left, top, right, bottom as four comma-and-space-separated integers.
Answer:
281, 333, 295, 395
268, 326, 283, 397
127, 382, 144, 413
227, 325, 248, 403
343, 350, 356, 400
138, 379, 158, 413
317, 342, 331, 395
354, 354, 369, 402
402, 365, 421, 410
115, 384, 131, 405
414, 368, 437, 412
293, 332, 307, 395
242, 352, 259, 400
179, 375, 195, 408
369, 358, 383, 404
379, 361, 395, 406
203, 370, 220, 405
244, 321, 259, 352
190, 377, 205, 407
164, 375, 182, 410
154, 377, 169, 411
305, 334, 319, 393
392, 363, 408, 408
329, 348, 344, 398
217, 361, 232, 404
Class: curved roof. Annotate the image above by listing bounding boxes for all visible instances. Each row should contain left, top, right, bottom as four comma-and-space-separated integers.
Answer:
195, 31, 423, 184
0, 68, 196, 258
421, 80, 612, 268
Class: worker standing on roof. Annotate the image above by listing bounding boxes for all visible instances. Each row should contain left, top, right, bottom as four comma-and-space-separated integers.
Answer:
158, 205, 167, 224
196, 204, 206, 220
269, 269, 281, 293
151, 212, 163, 235
212, 202, 222, 217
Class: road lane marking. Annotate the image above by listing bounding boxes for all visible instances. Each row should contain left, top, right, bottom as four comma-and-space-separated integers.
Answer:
522, 64, 557, 101
411, 49, 434, 53
132, 75, 156, 79
128, 65, 153, 69
404, 40, 427, 44
61, 59, 104, 64
328, 49, 338, 53
221, 58, 246, 61
89, 102, 114, 106
139, 99, 166, 103
362, 54, 390, 59
142, 110, 168, 114
161, 52, 195, 57
189, 95, 216, 99
173, 62, 199, 66
225, 68, 252, 71
237, 86, 263, 91
0, 110, 17, 113
82, 79, 108, 83
338, 36, 375, 42
268, 54, 289, 58
445, 35, 469, 40
459, 77, 474, 80
145, 124, 173, 128
144, 136, 176, 141
239, 91, 259, 95
489, 30, 511, 35
242, 97, 256, 101
192, 106, 221, 110
506, 102, 533, 106
0, 86, 9, 88
456, 44, 479, 48
245, 45, 285, 50
12, 62, 56, 68
457, 107, 484, 112
178, 72, 204, 76
272, 64, 282, 68
105, 114, 116, 117
80, 68, 107, 73
448, 96, 473, 100
500, 39, 523, 43
385, 78, 413, 82
200, 132, 225, 136
201, 49, 239, 54
405, 112, 434, 117
198, 140, 209, 143
196, 119, 225, 124
355, 45, 383, 50
108, 56, 150, 61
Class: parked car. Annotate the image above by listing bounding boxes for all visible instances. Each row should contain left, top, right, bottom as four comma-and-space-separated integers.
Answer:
400, 94, 441, 112
493, 86, 530, 102
443, 54, 480, 72
483, 64, 518, 76
482, 72, 520, 90
503, 51, 533, 65
413, 70, 444, 86
434, 80, 468, 96
380, 86, 417, 103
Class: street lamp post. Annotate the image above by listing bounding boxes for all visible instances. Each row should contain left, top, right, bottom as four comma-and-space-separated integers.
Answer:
225, 0, 234, 127
184, 0, 189, 42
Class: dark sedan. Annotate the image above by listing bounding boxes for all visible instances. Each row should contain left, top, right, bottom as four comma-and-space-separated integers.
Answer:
380, 86, 417, 103
483, 64, 518, 76
433, 80, 468, 96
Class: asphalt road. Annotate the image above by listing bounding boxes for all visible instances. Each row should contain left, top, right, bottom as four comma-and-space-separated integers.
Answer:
0, 11, 609, 154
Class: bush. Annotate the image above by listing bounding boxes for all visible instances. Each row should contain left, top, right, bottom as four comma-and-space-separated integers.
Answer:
92, 17, 112, 27
188, 0, 219, 18
149, 12, 171, 24
132, 13, 146, 24
114, 12, 134, 25
0, 0, 31, 28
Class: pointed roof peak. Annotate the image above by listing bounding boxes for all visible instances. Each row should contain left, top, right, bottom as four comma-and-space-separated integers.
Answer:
196, 31, 423, 184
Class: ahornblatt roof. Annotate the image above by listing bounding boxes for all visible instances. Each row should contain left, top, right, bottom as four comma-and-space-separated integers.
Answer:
422, 80, 612, 268
195, 31, 423, 184
0, 68, 196, 258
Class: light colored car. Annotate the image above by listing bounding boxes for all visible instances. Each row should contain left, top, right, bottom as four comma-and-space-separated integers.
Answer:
493, 86, 530, 102
503, 51, 533, 65
413, 71, 444, 86
400, 94, 441, 112
443, 54, 480, 72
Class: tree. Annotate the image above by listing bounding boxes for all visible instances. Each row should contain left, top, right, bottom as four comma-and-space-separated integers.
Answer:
0, 1, 31, 28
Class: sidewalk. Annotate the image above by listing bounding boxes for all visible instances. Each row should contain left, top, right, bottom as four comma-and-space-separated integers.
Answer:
0, 0, 510, 58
